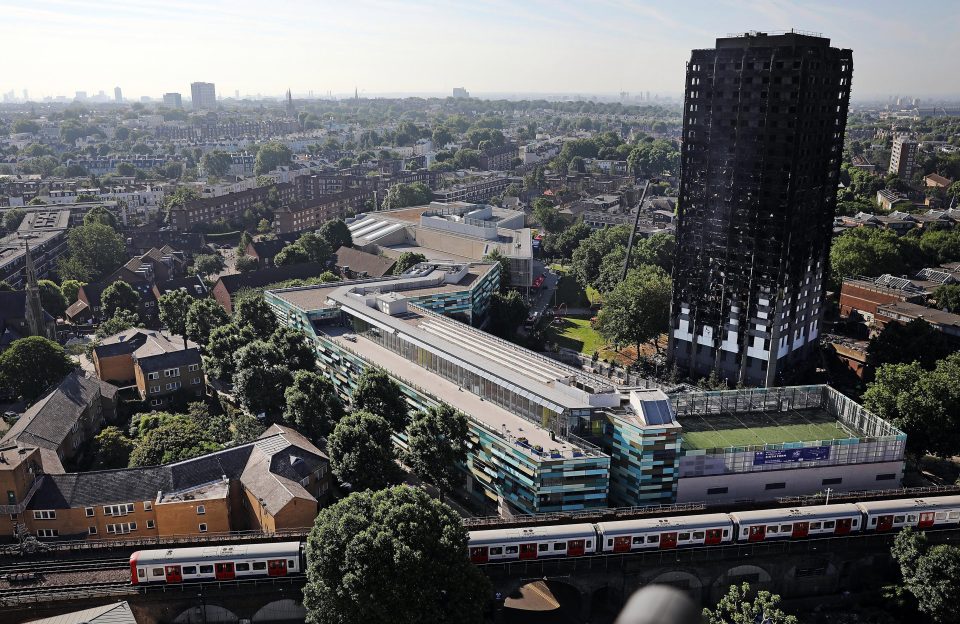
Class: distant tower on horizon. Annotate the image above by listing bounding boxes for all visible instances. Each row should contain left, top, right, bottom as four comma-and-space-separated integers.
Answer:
191, 82, 216, 110
668, 31, 853, 387
163, 92, 183, 108
286, 88, 295, 115
354, 87, 358, 100
452, 87, 469, 99
114, 86, 122, 103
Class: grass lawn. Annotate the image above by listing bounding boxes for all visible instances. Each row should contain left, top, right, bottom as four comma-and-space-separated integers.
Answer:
549, 316, 607, 355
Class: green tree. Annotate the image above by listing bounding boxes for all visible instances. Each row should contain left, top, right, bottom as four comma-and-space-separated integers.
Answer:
82, 205, 119, 229
91, 426, 136, 469
101, 280, 139, 319
483, 248, 512, 291
862, 354, 960, 457
703, 583, 797, 624
352, 367, 409, 432
327, 411, 403, 491
405, 404, 468, 499
201, 150, 233, 178
0, 337, 74, 402
318, 219, 353, 250
274, 244, 309, 266
303, 486, 489, 624
933, 284, 960, 313
204, 322, 256, 379
283, 370, 345, 440
918, 229, 960, 265
185, 298, 230, 346
157, 289, 192, 341
254, 142, 293, 175
234, 363, 293, 421
60, 279, 84, 304
571, 225, 630, 290
392, 251, 426, 275
532, 199, 564, 233
235, 255, 259, 272
596, 265, 671, 354
487, 290, 529, 338
191, 253, 226, 277
37, 280, 68, 318
95, 309, 140, 338
128, 416, 222, 466
829, 228, 904, 284
2, 208, 26, 232
11, 119, 40, 134
543, 220, 592, 260
867, 318, 953, 371
234, 295, 278, 338
269, 325, 316, 373
59, 222, 126, 281
381, 181, 433, 210
237, 231, 253, 255
891, 528, 960, 624
297, 232, 332, 263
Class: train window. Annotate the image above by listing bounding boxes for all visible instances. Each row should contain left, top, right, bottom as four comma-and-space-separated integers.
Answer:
810, 522, 821, 529
607, 539, 613, 547
253, 562, 267, 570
182, 566, 197, 575
138, 569, 146, 578
152, 568, 164, 576
852, 519, 858, 526
538, 544, 548, 552
907, 515, 917, 523
236, 563, 250, 572
936, 513, 947, 520
869, 518, 876, 525
722, 530, 729, 538
490, 548, 503, 555
678, 532, 691, 541
505, 546, 518, 554
693, 532, 705, 540
647, 535, 659, 543
780, 525, 791, 533
199, 565, 213, 574
633, 537, 644, 545
950, 512, 960, 520
824, 521, 835, 529
553, 543, 566, 550
742, 529, 749, 536
288, 560, 296, 569
767, 526, 778, 533
586, 541, 592, 548
894, 516, 905, 524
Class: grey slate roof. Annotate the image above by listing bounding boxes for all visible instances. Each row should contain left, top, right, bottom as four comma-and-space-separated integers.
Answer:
1, 371, 101, 451
333, 245, 396, 278
25, 601, 138, 624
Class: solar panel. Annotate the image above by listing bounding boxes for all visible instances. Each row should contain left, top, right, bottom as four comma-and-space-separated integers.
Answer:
640, 399, 675, 426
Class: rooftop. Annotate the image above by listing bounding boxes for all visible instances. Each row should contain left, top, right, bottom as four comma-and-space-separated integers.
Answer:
677, 407, 853, 451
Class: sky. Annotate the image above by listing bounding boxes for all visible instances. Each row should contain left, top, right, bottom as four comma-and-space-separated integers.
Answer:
2, 0, 959, 101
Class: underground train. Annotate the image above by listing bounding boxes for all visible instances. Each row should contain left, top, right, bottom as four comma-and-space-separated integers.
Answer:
129, 495, 960, 584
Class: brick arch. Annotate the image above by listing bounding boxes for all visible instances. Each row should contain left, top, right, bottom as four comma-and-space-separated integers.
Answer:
252, 599, 306, 622
172, 603, 239, 623
647, 569, 705, 603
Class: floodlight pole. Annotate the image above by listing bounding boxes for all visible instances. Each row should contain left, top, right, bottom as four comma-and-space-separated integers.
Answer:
622, 180, 652, 281
824, 487, 832, 505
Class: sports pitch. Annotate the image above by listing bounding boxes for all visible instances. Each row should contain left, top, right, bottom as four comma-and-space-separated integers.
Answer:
678, 408, 856, 451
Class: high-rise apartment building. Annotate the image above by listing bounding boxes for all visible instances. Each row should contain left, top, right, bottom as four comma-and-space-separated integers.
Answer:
190, 82, 216, 110
668, 32, 852, 387
114, 87, 122, 103
889, 136, 918, 179
163, 92, 183, 108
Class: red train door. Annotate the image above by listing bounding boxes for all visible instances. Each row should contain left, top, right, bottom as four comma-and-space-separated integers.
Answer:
469, 547, 489, 564
164, 565, 182, 583
792, 522, 809, 538
660, 532, 678, 549
567, 540, 585, 556
613, 536, 631, 553
877, 515, 894, 532
519, 544, 537, 560
835, 518, 853, 535
705, 529, 723, 545
747, 526, 766, 542
215, 562, 235, 580
268, 559, 288, 576
918, 512, 935, 529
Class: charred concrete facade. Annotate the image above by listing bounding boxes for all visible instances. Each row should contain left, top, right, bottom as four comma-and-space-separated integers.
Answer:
669, 32, 852, 386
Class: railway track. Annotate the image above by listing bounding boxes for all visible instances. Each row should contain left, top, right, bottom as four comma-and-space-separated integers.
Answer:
0, 580, 134, 604
0, 557, 130, 576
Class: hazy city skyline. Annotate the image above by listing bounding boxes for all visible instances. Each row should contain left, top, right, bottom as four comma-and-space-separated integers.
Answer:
3, 0, 959, 101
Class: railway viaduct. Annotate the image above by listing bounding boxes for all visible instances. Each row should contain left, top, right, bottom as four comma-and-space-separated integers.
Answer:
4, 528, 959, 623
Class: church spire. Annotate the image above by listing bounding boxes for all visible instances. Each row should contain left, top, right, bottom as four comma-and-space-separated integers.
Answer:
23, 241, 49, 339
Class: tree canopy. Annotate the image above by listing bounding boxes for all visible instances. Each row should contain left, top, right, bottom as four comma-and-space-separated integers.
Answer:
254, 142, 293, 175
0, 336, 75, 402
352, 367, 410, 432
318, 219, 353, 250
234, 295, 278, 338
201, 150, 233, 178
158, 289, 192, 341
487, 290, 528, 338
381, 181, 433, 210
595, 265, 671, 353
702, 583, 797, 624
204, 322, 256, 379
283, 370, 345, 440
303, 486, 489, 624
829, 228, 905, 284
128, 414, 222, 467
82, 205, 119, 229
891, 528, 960, 624
186, 298, 230, 346
59, 222, 126, 282
392, 251, 426, 275
101, 280, 139, 319
405, 404, 468, 498
328, 410, 404, 491
37, 280, 68, 318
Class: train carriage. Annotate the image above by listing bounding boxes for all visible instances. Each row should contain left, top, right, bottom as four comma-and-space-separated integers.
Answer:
468, 524, 596, 563
857, 496, 960, 533
130, 542, 304, 585
596, 513, 734, 553
730, 504, 862, 543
